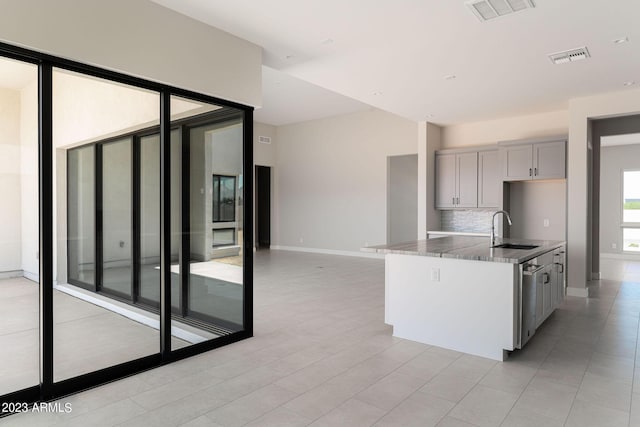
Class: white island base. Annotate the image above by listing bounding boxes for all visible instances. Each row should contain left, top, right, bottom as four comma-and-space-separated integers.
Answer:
385, 254, 519, 361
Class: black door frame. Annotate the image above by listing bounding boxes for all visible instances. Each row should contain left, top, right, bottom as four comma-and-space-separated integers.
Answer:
0, 40, 253, 408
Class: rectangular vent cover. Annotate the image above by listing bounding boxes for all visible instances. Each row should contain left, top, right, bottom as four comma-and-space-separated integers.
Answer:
548, 47, 591, 64
258, 136, 271, 144
466, 0, 535, 21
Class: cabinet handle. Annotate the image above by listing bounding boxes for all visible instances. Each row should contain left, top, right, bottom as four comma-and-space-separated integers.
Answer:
554, 262, 564, 273
452, 196, 455, 205
534, 167, 538, 176
529, 168, 532, 176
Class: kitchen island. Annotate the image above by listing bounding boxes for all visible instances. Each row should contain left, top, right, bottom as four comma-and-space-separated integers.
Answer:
363, 236, 565, 361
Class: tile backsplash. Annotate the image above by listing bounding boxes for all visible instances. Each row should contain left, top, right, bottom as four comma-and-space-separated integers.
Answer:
441, 210, 494, 233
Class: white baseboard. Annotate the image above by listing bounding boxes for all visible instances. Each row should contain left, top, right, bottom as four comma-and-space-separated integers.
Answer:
567, 286, 589, 298
0, 270, 23, 279
600, 252, 640, 261
23, 271, 39, 283
271, 245, 384, 259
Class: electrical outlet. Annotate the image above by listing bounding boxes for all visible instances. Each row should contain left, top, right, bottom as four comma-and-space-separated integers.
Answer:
612, 243, 617, 249
431, 268, 440, 282
299, 237, 304, 243
543, 219, 549, 227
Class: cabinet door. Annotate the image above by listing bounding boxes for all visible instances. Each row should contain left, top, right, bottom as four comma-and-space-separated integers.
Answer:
435, 154, 456, 208
534, 141, 565, 179
478, 150, 499, 208
502, 145, 532, 181
456, 152, 478, 208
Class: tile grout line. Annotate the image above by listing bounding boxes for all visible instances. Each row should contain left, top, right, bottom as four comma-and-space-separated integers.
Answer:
561, 281, 620, 426
278, 340, 433, 425
349, 344, 457, 426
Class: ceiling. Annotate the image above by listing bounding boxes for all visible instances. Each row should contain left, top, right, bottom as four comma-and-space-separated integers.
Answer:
150, 0, 640, 126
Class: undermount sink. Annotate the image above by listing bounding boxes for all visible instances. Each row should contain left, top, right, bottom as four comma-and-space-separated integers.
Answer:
492, 243, 539, 250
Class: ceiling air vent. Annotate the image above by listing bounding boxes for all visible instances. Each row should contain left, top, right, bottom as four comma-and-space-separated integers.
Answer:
258, 136, 271, 144
466, 0, 535, 21
548, 47, 591, 64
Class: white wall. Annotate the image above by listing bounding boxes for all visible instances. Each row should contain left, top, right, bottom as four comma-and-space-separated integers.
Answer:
0, 0, 262, 107
275, 109, 418, 254
507, 180, 566, 241
0, 87, 22, 272
442, 110, 569, 148
568, 88, 640, 295
253, 122, 278, 248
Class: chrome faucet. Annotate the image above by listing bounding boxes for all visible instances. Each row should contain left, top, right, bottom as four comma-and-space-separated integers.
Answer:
491, 210, 513, 247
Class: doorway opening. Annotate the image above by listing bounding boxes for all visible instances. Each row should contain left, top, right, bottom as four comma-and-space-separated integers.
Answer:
255, 165, 271, 249
387, 154, 418, 244
592, 115, 640, 282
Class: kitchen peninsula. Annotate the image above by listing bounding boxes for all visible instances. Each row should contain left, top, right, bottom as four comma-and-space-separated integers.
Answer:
363, 236, 565, 361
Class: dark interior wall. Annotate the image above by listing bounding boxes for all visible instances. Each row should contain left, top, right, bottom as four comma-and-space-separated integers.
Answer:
591, 114, 640, 273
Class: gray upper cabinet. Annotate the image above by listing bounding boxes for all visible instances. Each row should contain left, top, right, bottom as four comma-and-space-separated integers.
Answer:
502, 144, 533, 181
456, 152, 478, 208
500, 136, 566, 181
435, 150, 478, 209
435, 153, 456, 208
478, 150, 499, 208
534, 141, 565, 179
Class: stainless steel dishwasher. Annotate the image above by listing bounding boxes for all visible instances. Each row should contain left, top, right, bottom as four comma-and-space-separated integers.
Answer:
518, 258, 545, 348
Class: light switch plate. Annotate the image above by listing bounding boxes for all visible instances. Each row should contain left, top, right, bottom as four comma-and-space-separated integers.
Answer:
431, 268, 440, 282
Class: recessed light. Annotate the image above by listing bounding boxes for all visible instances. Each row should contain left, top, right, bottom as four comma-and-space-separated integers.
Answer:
321, 38, 334, 45
613, 37, 629, 44
285, 55, 295, 60
426, 114, 435, 119
372, 91, 383, 96
623, 81, 636, 86
444, 75, 457, 80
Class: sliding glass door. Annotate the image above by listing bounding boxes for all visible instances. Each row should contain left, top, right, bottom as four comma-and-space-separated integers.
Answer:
0, 40, 252, 407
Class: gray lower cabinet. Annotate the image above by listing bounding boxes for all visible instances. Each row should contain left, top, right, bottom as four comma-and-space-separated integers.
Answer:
500, 137, 566, 181
534, 247, 565, 328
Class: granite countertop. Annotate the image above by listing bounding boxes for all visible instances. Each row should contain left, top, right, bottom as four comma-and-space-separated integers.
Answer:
427, 230, 491, 237
362, 236, 565, 264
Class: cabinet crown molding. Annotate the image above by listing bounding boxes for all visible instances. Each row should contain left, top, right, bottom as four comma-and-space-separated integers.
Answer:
497, 135, 568, 147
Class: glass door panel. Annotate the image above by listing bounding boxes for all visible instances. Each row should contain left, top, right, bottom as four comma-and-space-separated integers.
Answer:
101, 138, 133, 299
188, 119, 244, 331
68, 146, 95, 288
139, 134, 160, 306
0, 56, 39, 396
54, 68, 159, 381
170, 129, 181, 311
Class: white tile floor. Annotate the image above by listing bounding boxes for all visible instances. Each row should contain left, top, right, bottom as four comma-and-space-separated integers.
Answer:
4, 251, 640, 426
